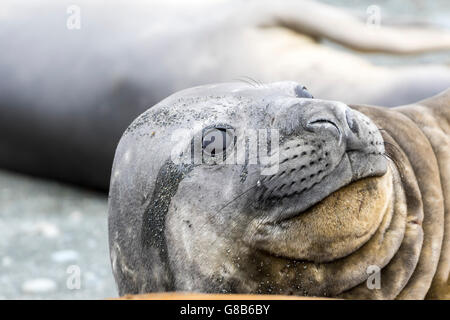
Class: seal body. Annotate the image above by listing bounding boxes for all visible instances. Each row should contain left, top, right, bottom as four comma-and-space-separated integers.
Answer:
108, 82, 449, 299
2, 0, 450, 189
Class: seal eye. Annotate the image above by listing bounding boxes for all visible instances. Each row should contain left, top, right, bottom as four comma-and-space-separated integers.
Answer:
202, 126, 234, 161
295, 85, 314, 99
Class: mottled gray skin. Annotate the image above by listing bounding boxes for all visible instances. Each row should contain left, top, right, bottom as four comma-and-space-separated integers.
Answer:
108, 81, 387, 296
2, 0, 450, 189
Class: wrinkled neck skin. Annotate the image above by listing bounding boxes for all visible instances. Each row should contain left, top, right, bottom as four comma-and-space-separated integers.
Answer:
164, 102, 448, 300
352, 97, 450, 300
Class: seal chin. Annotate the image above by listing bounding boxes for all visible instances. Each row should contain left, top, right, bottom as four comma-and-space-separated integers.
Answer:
246, 164, 393, 263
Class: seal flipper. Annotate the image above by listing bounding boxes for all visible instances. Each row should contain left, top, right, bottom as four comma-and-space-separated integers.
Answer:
255, 0, 450, 54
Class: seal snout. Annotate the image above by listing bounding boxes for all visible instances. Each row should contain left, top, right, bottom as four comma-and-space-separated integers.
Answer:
258, 138, 334, 202
246, 102, 392, 266
304, 103, 383, 155
254, 100, 387, 221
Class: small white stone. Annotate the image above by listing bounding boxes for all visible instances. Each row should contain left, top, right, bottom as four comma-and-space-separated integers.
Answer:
22, 278, 57, 294
51, 250, 79, 263
2, 256, 12, 267
87, 239, 97, 249
28, 222, 60, 238
69, 210, 83, 223
84, 272, 98, 284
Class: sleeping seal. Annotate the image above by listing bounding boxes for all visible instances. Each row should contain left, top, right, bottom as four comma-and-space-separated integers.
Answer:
2, 0, 450, 189
108, 82, 449, 299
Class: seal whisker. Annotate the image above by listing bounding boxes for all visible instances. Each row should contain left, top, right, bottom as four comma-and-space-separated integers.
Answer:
241, 76, 261, 88
383, 140, 402, 155
191, 193, 265, 261
238, 76, 267, 88
234, 77, 258, 88
217, 184, 259, 213
187, 183, 263, 253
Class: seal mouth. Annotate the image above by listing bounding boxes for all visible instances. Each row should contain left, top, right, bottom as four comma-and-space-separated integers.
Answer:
245, 160, 393, 263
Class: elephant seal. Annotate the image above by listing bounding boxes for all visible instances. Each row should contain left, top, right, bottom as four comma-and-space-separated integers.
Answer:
108, 82, 449, 299
2, 0, 450, 189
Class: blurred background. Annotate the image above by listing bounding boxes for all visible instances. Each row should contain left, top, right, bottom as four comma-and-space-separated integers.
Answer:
320, 0, 450, 65
0, 0, 449, 299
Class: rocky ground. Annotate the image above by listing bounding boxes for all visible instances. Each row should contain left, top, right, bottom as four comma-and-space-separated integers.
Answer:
0, 169, 116, 299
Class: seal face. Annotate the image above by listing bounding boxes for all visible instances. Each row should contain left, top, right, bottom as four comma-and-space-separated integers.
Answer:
108, 81, 392, 297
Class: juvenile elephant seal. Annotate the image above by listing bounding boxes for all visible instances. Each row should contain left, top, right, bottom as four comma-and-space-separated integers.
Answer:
2, 0, 450, 189
108, 82, 449, 299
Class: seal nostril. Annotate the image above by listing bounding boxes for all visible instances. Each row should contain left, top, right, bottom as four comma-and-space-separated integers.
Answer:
346, 109, 359, 134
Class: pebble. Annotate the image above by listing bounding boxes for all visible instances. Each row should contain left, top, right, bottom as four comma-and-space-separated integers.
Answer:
51, 250, 79, 263
87, 239, 97, 249
85, 272, 99, 286
21, 278, 57, 294
69, 210, 83, 223
2, 256, 12, 267
27, 222, 60, 238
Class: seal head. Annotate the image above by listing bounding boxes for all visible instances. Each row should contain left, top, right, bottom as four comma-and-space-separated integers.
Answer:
108, 81, 388, 296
